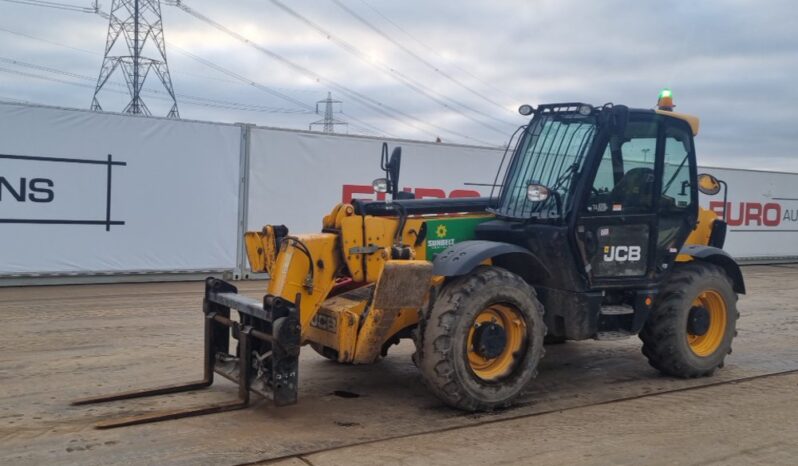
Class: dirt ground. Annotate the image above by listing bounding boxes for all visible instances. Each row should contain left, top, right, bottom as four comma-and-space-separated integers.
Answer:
1, 265, 797, 465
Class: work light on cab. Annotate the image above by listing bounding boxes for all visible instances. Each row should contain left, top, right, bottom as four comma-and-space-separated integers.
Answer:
657, 88, 675, 111
526, 183, 550, 202
372, 177, 389, 193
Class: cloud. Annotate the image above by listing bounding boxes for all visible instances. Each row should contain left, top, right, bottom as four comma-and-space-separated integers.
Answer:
0, 0, 796, 168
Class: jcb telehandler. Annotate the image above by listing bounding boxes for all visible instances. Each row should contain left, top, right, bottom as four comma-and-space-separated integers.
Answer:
75, 91, 744, 428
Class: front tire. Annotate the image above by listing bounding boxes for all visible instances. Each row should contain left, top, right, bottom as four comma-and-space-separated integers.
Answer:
416, 267, 546, 411
640, 262, 739, 377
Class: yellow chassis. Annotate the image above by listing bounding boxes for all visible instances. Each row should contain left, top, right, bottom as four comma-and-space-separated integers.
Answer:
244, 202, 720, 365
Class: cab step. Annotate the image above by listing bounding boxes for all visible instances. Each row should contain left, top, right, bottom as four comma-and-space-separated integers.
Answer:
594, 330, 635, 341
600, 305, 635, 315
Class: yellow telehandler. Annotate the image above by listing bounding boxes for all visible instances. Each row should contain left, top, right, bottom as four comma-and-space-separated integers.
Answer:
75, 92, 744, 428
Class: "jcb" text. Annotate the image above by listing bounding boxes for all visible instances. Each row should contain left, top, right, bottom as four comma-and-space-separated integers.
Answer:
603, 245, 641, 262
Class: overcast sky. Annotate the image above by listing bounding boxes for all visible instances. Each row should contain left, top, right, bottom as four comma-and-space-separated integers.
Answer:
0, 0, 796, 170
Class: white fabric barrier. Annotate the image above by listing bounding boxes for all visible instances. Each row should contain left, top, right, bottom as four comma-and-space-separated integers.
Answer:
698, 167, 798, 260
2, 102, 795, 280
247, 127, 502, 234
0, 103, 241, 275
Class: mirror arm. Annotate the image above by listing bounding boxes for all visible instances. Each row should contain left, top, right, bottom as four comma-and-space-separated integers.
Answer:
719, 180, 728, 221
552, 191, 563, 219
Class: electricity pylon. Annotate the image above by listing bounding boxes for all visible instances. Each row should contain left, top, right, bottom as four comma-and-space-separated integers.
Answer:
309, 92, 347, 133
91, 0, 179, 118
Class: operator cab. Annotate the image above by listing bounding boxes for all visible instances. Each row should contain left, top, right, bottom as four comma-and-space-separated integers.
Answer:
481, 98, 700, 293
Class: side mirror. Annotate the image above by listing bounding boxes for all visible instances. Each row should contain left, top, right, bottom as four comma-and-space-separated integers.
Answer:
377, 142, 403, 199
518, 104, 535, 116
387, 146, 402, 195
697, 173, 721, 195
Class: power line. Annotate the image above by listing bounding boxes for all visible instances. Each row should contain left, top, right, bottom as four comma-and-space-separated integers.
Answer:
0, 57, 314, 114
167, 44, 314, 112
168, 1, 442, 141
0, 94, 48, 105
114, 6, 417, 138
0, 23, 269, 89
0, 24, 96, 55
0, 65, 290, 114
164, 45, 387, 137
0, 0, 94, 13
339, 110, 386, 136
138, 37, 388, 135
4, 0, 494, 142
1, 5, 389, 135
2, 2, 444, 139
0, 65, 105, 89
168, 1, 496, 145
0, 54, 385, 135
355, 0, 518, 104
332, 0, 516, 114
267, 0, 513, 135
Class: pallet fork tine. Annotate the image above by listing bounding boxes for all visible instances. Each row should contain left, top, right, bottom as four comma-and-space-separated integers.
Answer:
71, 278, 300, 429
71, 380, 212, 406
72, 312, 218, 408
88, 325, 254, 429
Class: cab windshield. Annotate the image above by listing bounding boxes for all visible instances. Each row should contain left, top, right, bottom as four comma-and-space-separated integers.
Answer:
495, 112, 597, 219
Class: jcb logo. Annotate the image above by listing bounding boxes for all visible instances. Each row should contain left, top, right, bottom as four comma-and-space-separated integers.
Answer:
310, 310, 337, 333
603, 245, 641, 262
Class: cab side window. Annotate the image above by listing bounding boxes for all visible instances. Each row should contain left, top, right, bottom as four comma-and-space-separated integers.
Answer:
586, 120, 657, 214
660, 125, 694, 211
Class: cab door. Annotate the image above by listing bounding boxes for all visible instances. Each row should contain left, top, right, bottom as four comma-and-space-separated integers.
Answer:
653, 118, 698, 275
576, 113, 660, 286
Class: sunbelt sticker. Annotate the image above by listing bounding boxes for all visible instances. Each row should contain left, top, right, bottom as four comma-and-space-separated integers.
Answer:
425, 217, 491, 260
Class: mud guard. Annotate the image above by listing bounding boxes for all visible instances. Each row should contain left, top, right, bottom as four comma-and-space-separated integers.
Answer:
432, 240, 547, 280
680, 244, 746, 294
353, 260, 433, 364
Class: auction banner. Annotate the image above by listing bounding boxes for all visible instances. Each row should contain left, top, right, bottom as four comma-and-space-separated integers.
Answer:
0, 103, 241, 275
2, 102, 794, 279
699, 167, 798, 260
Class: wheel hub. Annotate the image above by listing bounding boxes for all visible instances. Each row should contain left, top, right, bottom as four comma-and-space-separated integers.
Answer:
687, 306, 711, 336
472, 322, 507, 359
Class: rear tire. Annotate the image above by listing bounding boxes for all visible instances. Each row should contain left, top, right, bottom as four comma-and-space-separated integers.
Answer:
416, 267, 545, 411
640, 262, 738, 378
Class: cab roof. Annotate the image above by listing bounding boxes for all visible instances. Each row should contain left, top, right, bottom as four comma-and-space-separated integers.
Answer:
534, 103, 700, 136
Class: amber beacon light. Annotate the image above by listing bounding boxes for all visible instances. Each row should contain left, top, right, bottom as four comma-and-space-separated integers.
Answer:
657, 88, 675, 111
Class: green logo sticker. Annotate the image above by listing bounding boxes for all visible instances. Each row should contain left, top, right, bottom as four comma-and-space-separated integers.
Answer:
425, 217, 492, 260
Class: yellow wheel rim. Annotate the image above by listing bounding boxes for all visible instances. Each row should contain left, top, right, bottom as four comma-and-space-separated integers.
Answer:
687, 290, 727, 357
467, 304, 527, 381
